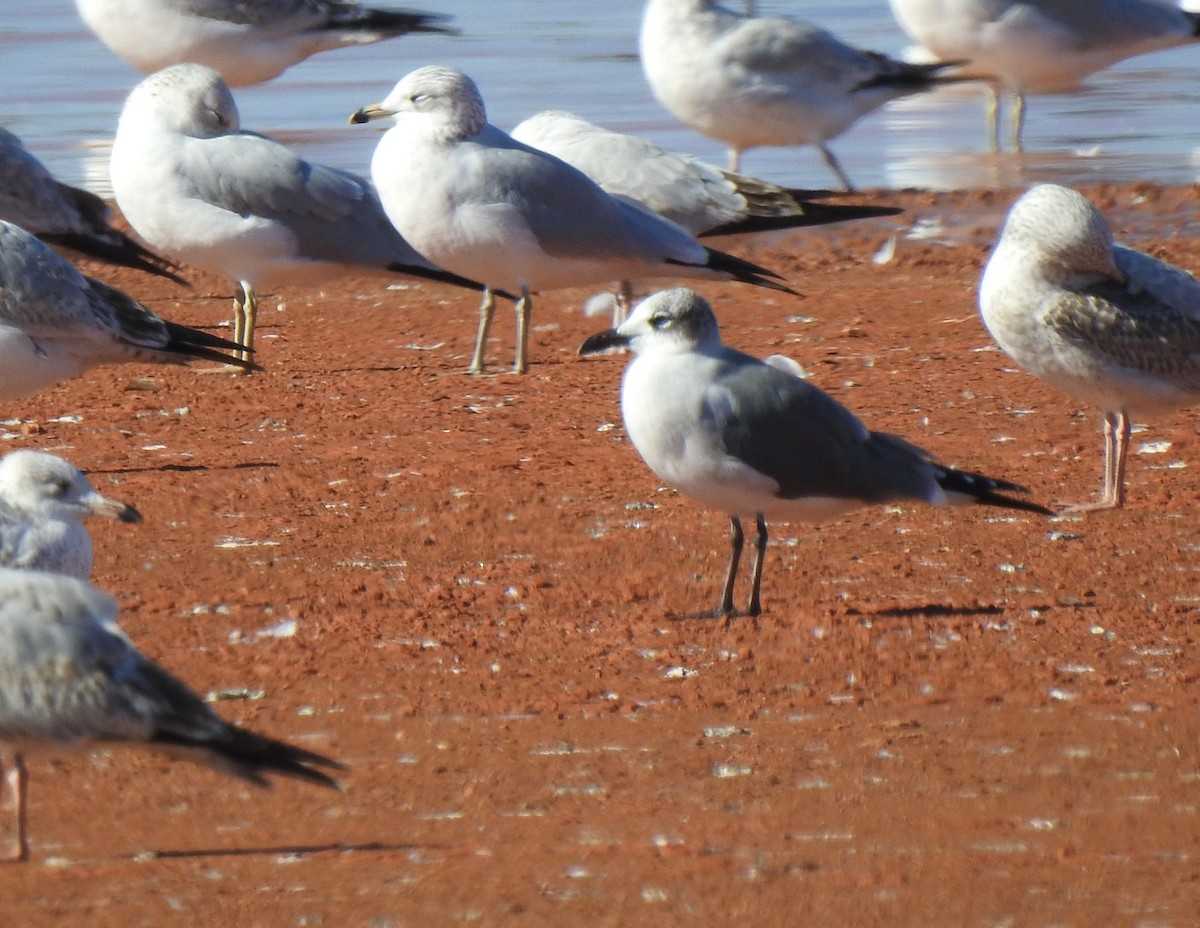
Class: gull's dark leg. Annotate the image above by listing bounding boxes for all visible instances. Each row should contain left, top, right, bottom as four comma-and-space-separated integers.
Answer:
718, 515, 744, 620
746, 513, 768, 620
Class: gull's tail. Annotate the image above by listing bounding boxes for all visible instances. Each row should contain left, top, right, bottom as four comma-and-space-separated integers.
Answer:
326, 6, 458, 38
671, 249, 799, 296
933, 464, 1055, 516
43, 229, 188, 287
853, 58, 973, 94
705, 177, 902, 237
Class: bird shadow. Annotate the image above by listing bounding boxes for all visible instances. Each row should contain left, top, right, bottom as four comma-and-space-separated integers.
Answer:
137, 839, 440, 861
87, 461, 280, 476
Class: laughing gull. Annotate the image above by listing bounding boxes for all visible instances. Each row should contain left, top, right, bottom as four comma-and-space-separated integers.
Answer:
0, 450, 141, 579
888, 0, 1200, 151
580, 288, 1052, 618
0, 219, 252, 401
0, 127, 183, 285
351, 66, 796, 375
110, 64, 489, 364
74, 0, 455, 86
0, 567, 342, 861
510, 110, 901, 321
639, 0, 967, 189
980, 183, 1200, 511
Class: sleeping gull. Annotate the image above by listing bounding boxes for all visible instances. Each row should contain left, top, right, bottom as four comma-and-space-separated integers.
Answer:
639, 0, 967, 189
111, 63, 490, 364
888, 0, 1200, 151
0, 127, 183, 284
350, 66, 797, 375
0, 567, 342, 861
979, 183, 1200, 511
0, 219, 252, 402
580, 288, 1052, 618
74, 0, 455, 86
510, 110, 901, 320
0, 450, 141, 579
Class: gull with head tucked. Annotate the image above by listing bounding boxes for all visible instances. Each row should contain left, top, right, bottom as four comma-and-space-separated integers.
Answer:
110, 63, 489, 365
351, 66, 796, 375
580, 288, 1051, 619
980, 183, 1200, 511
639, 0, 967, 190
0, 450, 141, 580
74, 0, 455, 87
0, 567, 342, 862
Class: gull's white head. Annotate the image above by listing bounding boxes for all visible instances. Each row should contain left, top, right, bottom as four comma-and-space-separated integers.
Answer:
351, 65, 488, 141
579, 287, 722, 358
0, 451, 142, 525
122, 63, 240, 139
995, 184, 1120, 281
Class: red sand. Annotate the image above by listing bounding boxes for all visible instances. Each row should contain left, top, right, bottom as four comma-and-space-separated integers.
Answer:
4, 184, 1200, 925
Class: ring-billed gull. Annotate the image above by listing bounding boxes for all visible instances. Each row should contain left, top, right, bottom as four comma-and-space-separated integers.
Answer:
511, 109, 901, 321
888, 0, 1200, 151
0, 450, 141, 579
580, 288, 1052, 619
111, 64, 490, 365
74, 0, 455, 86
0, 128, 183, 285
639, 0, 966, 190
0, 568, 342, 861
351, 66, 797, 375
0, 219, 252, 401
979, 183, 1200, 511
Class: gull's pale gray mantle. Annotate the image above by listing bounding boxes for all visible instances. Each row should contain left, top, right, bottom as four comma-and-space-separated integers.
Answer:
0, 450, 141, 579
0, 219, 252, 402
75, 0, 455, 86
581, 288, 1052, 618
0, 568, 342, 862
639, 0, 968, 190
110, 63, 490, 363
0, 128, 183, 284
351, 66, 797, 375
980, 182, 1200, 510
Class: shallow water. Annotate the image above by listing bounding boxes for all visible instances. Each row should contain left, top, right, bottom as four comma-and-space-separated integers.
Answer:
4, 0, 1200, 196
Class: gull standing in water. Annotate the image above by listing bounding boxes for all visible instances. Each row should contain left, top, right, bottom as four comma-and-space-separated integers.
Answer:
980, 183, 1200, 510
0, 128, 183, 284
580, 288, 1051, 619
0, 219, 251, 401
0, 568, 342, 862
74, 0, 455, 86
0, 450, 141, 579
639, 0, 966, 189
351, 66, 796, 375
511, 110, 901, 320
111, 64, 490, 364
888, 0, 1200, 151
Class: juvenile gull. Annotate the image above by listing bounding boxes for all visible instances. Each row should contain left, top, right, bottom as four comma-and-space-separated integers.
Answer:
74, 0, 455, 86
0, 219, 251, 401
111, 64, 489, 363
0, 127, 183, 284
639, 0, 966, 189
888, 0, 1200, 151
580, 288, 1051, 618
0, 568, 342, 862
511, 110, 901, 320
0, 450, 141, 579
351, 66, 796, 375
979, 183, 1200, 511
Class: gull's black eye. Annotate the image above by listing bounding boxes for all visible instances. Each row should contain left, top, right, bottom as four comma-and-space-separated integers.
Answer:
47, 479, 71, 498
650, 315, 671, 330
